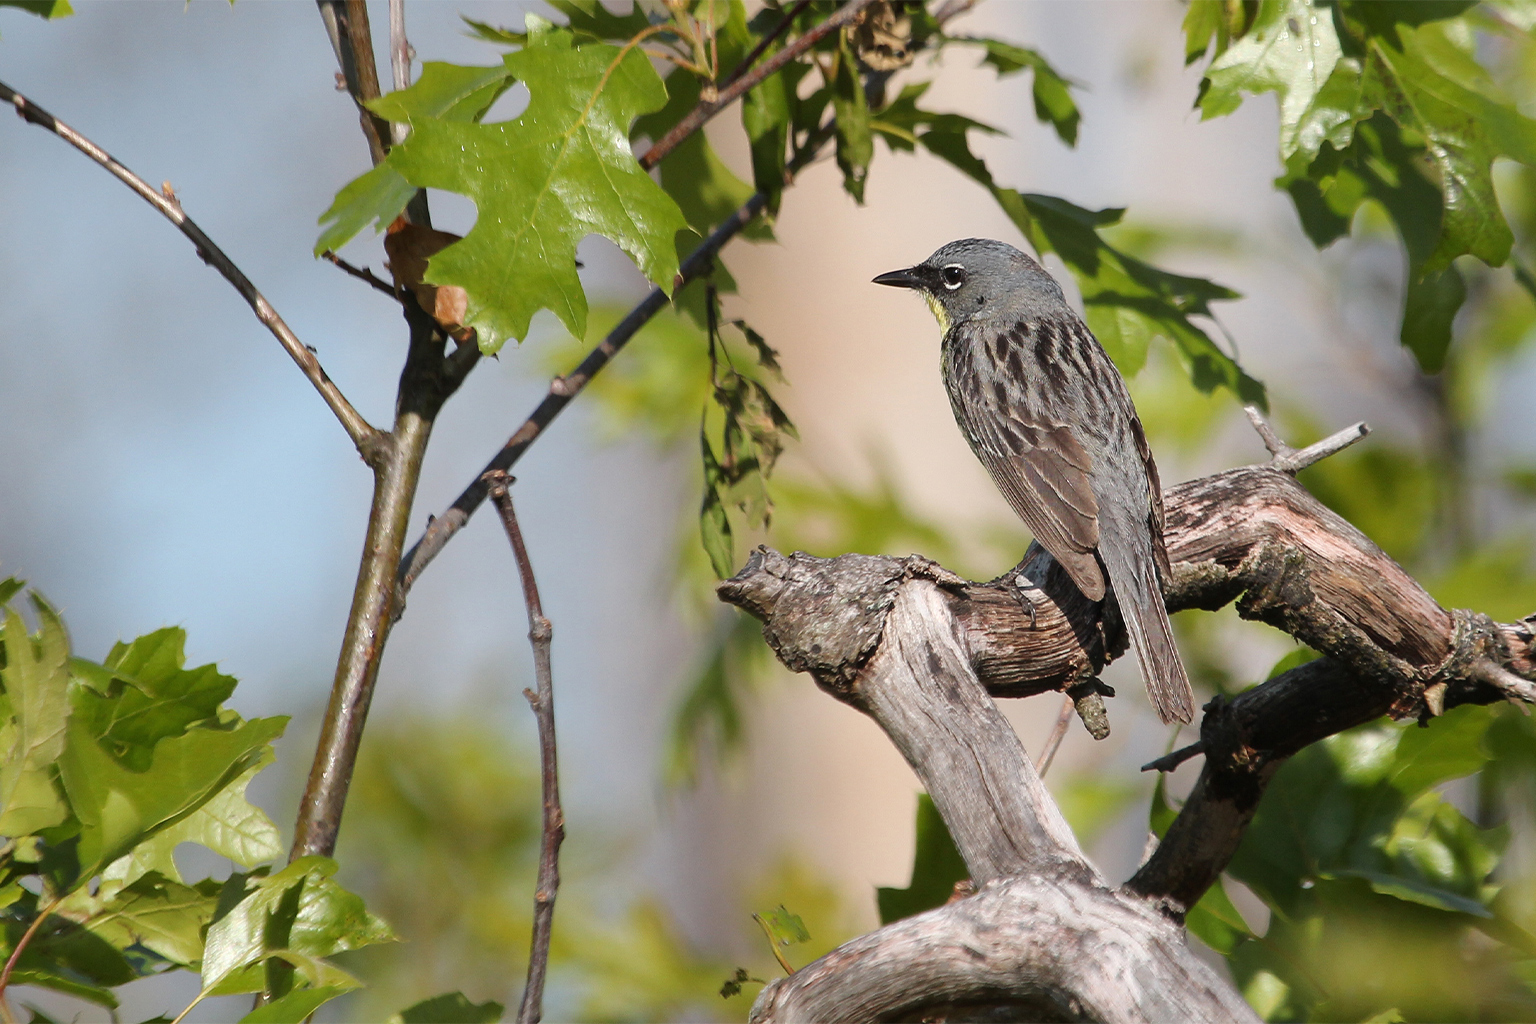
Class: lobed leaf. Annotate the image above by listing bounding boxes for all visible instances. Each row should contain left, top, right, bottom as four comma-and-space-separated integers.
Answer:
387, 992, 505, 1024
385, 17, 688, 351
0, 599, 72, 836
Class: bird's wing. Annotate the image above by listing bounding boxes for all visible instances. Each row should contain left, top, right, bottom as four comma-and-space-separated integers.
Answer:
968, 412, 1106, 601
1128, 413, 1172, 582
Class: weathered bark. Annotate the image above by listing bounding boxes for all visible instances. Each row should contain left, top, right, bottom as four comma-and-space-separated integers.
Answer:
718, 457, 1536, 1023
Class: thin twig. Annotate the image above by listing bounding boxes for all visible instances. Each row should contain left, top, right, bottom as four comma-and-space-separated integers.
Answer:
0, 80, 383, 458
1243, 405, 1369, 476
637, 0, 875, 172
322, 250, 399, 298
484, 472, 563, 1024
0, 894, 64, 1023
388, 0, 411, 146
1471, 658, 1536, 704
1033, 694, 1075, 777
725, 0, 815, 86
1141, 740, 1205, 774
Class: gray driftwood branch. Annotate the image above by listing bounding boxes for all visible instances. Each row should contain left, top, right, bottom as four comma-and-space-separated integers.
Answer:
717, 433, 1536, 1022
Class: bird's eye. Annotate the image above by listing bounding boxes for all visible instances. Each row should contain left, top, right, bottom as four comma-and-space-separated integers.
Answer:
940, 264, 966, 290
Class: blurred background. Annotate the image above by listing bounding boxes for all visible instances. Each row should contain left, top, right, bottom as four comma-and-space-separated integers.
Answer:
2, 1, 1535, 1020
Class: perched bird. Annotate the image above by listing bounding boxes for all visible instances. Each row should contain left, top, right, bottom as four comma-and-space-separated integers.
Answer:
874, 238, 1194, 724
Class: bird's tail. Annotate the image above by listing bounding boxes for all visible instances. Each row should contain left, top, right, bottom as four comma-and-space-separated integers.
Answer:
1098, 513, 1195, 725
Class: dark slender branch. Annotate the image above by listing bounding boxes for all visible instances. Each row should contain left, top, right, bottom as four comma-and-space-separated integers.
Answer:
637, 0, 875, 171
0, 80, 383, 458
725, 0, 814, 86
395, 188, 769, 602
1142, 740, 1204, 774
484, 472, 564, 1024
322, 250, 399, 298
1033, 693, 1074, 776
317, 0, 390, 166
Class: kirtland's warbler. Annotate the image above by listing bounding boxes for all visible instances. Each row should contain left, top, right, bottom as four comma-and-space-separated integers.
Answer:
875, 238, 1195, 725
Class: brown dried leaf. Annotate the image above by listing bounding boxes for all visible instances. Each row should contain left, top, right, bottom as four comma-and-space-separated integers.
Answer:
850, 0, 914, 72
383, 220, 475, 342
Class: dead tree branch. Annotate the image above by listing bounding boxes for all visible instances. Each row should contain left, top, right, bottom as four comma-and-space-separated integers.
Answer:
718, 421, 1536, 1020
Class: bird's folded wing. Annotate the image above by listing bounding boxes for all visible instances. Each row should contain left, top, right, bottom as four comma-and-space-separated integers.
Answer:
976, 421, 1105, 601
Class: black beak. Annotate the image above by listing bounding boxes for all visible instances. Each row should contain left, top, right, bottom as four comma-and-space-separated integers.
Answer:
872, 266, 925, 289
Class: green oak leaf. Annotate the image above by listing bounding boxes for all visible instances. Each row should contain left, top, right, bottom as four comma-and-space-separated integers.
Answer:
386, 17, 689, 351
239, 984, 355, 1024
0, 598, 72, 836
202, 857, 394, 996
947, 36, 1081, 145
57, 703, 287, 882
69, 871, 222, 968
1198, 0, 1343, 163
831, 37, 872, 202
315, 62, 514, 255
387, 992, 506, 1024
102, 759, 282, 888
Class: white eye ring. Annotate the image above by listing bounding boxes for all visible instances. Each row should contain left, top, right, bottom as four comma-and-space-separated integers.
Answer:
941, 264, 966, 290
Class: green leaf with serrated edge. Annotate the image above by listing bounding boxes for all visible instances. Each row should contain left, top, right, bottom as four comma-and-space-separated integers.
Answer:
0, 1, 73, 18
461, 16, 525, 47
831, 40, 872, 202
57, 707, 287, 882
202, 857, 393, 995
368, 62, 512, 125
0, 601, 71, 836
877, 794, 968, 924
757, 905, 809, 946
946, 37, 1080, 145
315, 62, 513, 255
546, 0, 653, 41
239, 985, 353, 1024
386, 18, 688, 351
387, 992, 506, 1024
0, 576, 24, 607
743, 63, 809, 213
1199, 0, 1343, 163
1185, 877, 1254, 955
63, 871, 221, 967
103, 758, 282, 888
72, 627, 237, 773
3, 970, 115, 1008
314, 164, 418, 257
636, 70, 769, 246
1227, 706, 1500, 921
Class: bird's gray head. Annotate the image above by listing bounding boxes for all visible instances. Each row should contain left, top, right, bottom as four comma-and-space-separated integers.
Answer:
872, 238, 1068, 333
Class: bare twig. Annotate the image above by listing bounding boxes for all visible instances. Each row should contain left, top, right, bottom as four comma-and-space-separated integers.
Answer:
1033, 693, 1075, 777
322, 250, 399, 298
725, 0, 814, 86
1243, 405, 1368, 475
1471, 658, 1536, 703
0, 80, 383, 458
1141, 740, 1204, 774
637, 0, 875, 172
484, 472, 563, 1024
388, 0, 411, 146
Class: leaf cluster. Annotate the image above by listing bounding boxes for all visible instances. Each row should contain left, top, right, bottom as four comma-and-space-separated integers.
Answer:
0, 582, 491, 1023
1190, 0, 1536, 372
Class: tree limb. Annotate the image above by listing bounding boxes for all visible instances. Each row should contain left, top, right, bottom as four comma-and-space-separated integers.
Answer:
718, 427, 1536, 1017
484, 473, 563, 1024
0, 80, 383, 458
